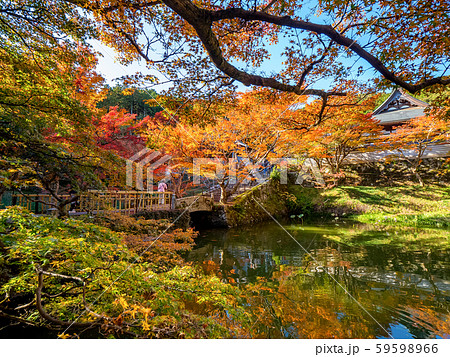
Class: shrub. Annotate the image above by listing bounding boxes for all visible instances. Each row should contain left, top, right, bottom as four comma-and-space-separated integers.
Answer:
0, 207, 249, 338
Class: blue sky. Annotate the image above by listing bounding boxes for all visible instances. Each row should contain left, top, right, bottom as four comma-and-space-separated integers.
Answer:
92, 40, 153, 86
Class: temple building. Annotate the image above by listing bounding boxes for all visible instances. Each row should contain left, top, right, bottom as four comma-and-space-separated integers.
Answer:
373, 89, 429, 133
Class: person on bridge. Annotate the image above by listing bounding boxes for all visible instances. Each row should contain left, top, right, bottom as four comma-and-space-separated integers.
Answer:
158, 181, 168, 204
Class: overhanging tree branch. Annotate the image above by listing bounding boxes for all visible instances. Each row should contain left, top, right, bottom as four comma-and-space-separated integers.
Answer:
158, 0, 344, 97
154, 0, 449, 94
204, 5, 450, 93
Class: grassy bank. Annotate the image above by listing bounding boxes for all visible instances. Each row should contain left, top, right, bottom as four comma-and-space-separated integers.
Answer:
316, 185, 450, 228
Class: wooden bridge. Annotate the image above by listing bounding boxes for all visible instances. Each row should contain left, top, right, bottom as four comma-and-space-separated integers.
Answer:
10, 190, 175, 216
8, 190, 215, 216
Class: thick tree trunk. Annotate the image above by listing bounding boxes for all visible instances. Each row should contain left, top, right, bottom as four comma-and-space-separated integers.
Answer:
173, 174, 184, 198
56, 195, 79, 218
219, 184, 228, 204
411, 155, 425, 187
412, 168, 424, 187
57, 202, 69, 218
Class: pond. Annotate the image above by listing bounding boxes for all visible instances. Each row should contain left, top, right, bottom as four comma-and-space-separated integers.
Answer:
187, 220, 450, 339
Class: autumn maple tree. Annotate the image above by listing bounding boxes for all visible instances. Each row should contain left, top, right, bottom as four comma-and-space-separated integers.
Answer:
146, 89, 290, 202
421, 85, 450, 123
3, 1, 448, 131
0, 1, 152, 216
284, 93, 382, 179
387, 115, 449, 186
0, 0, 105, 214
0, 60, 128, 217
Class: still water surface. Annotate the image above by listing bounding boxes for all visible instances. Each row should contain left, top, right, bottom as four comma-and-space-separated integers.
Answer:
187, 221, 450, 339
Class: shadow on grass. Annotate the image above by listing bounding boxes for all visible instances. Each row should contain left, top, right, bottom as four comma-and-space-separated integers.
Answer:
336, 186, 449, 213
380, 185, 448, 201
343, 187, 395, 206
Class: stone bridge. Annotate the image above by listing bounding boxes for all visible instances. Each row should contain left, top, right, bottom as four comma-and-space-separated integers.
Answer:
175, 195, 215, 212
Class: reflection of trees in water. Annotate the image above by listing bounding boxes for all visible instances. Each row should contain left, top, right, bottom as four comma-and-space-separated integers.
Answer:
323, 225, 450, 279
188, 242, 280, 284
190, 237, 450, 297
305, 246, 450, 298
351, 246, 450, 281
245, 267, 450, 338
244, 270, 377, 338
189, 224, 450, 338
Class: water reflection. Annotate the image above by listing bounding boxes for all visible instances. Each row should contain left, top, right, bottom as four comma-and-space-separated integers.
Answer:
187, 222, 450, 338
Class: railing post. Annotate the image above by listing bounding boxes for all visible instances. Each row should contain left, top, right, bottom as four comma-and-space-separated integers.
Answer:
171, 194, 176, 210
5, 190, 181, 216
35, 197, 40, 214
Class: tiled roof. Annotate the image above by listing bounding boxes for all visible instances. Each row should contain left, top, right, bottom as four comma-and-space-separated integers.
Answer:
373, 88, 428, 111
374, 107, 427, 125
372, 89, 429, 125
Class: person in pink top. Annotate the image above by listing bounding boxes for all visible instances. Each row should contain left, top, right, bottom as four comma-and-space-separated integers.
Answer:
157, 181, 168, 204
